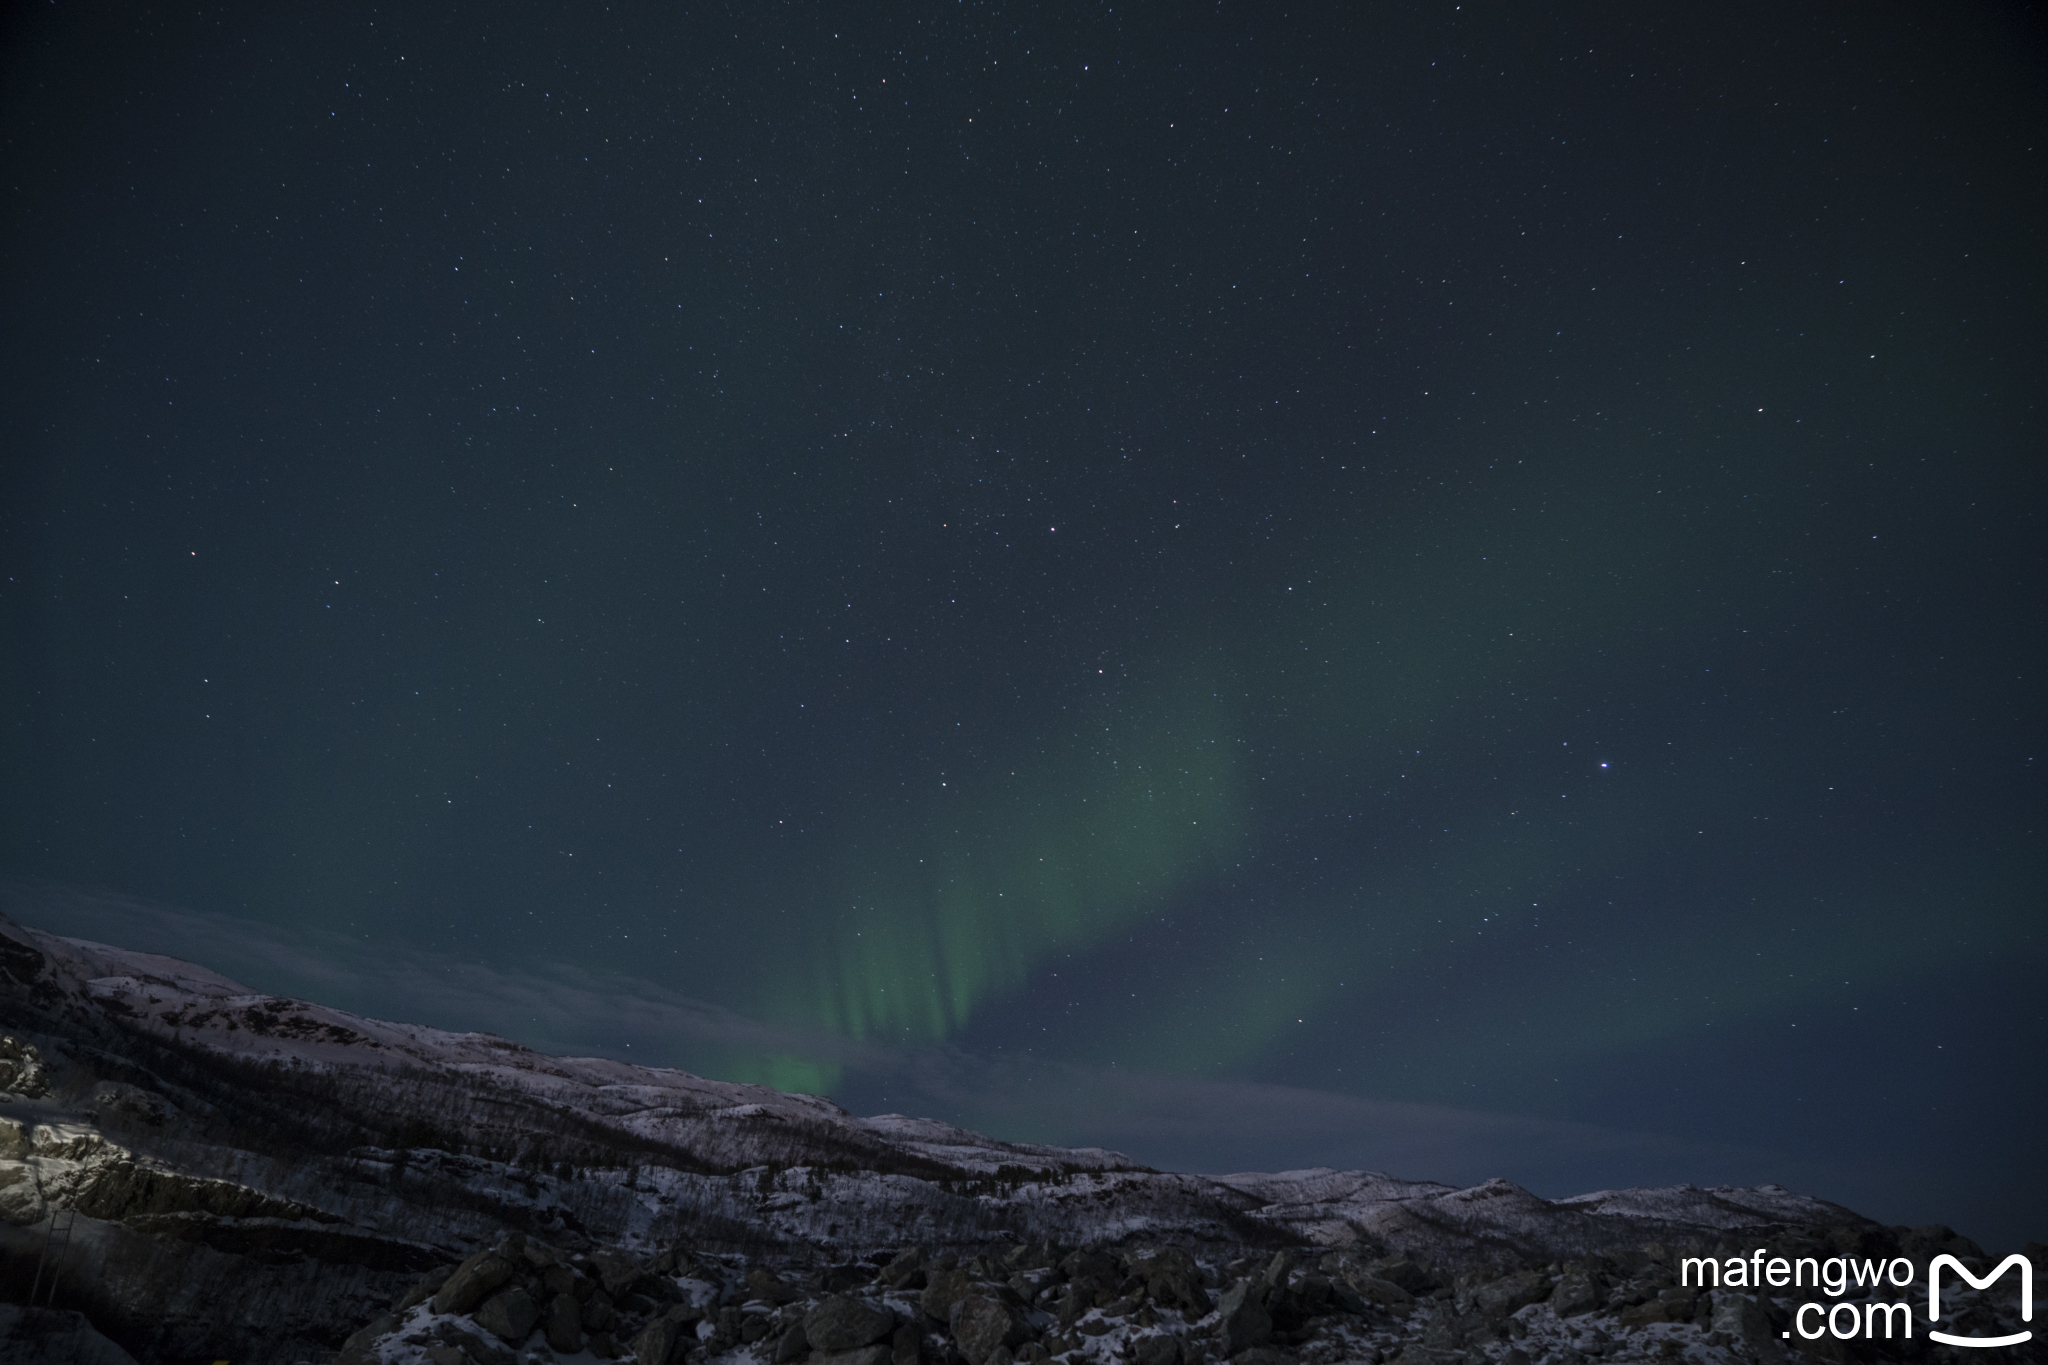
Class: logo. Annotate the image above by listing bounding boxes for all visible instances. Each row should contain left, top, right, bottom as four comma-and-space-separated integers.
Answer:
1929, 1254, 2033, 1349
1683, 1249, 2034, 1348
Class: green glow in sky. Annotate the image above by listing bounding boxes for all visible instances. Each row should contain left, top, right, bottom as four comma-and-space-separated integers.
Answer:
767, 680, 1245, 1043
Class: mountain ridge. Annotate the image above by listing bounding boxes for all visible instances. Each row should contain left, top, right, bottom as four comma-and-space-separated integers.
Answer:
0, 912, 2024, 1365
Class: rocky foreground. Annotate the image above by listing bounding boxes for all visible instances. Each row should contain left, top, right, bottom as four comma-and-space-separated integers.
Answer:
310, 1219, 2039, 1365
0, 908, 2038, 1365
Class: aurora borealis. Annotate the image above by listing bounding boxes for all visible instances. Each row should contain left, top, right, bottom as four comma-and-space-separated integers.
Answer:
2, 2, 2042, 1248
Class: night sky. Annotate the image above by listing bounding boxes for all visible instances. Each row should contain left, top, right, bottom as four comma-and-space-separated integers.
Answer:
3, 3, 2043, 1248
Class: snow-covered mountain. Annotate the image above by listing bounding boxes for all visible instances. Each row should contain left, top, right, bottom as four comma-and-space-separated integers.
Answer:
0, 914, 2023, 1365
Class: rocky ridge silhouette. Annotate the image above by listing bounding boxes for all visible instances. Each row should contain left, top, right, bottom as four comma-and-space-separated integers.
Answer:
0, 913, 2036, 1365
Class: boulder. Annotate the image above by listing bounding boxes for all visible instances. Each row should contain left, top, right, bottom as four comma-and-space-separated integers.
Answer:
632, 1307, 700, 1365
1135, 1334, 1183, 1365
1550, 1270, 1601, 1318
1261, 1251, 1303, 1291
880, 1248, 930, 1289
1216, 1281, 1272, 1355
813, 1348, 894, 1365
543, 1263, 592, 1300
1657, 1286, 1699, 1321
751, 1267, 805, 1304
475, 1287, 540, 1343
892, 1321, 924, 1365
1385, 1349, 1469, 1365
1347, 1277, 1414, 1311
805, 1295, 898, 1351
1061, 1248, 1121, 1288
1371, 1258, 1437, 1294
0, 1117, 29, 1160
950, 1294, 1026, 1365
0, 1038, 51, 1097
339, 1314, 397, 1355
433, 1322, 518, 1365
922, 1267, 978, 1324
1134, 1248, 1212, 1317
592, 1247, 649, 1299
545, 1292, 583, 1353
1711, 1292, 1785, 1365
432, 1250, 518, 1316
1469, 1271, 1550, 1320
826, 1263, 879, 1292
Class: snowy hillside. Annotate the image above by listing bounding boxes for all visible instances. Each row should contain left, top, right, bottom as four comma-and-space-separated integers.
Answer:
2, 912, 2016, 1365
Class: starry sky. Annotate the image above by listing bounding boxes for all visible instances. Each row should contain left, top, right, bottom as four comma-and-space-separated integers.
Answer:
2, 2, 2043, 1248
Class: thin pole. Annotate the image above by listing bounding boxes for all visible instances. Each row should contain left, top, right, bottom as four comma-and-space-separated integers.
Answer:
44, 1208, 77, 1307
27, 1203, 56, 1307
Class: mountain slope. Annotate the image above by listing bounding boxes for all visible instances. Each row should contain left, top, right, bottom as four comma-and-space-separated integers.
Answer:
1, 913, 2000, 1365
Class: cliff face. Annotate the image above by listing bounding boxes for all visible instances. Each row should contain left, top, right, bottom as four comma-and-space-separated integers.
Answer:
1, 914, 2021, 1365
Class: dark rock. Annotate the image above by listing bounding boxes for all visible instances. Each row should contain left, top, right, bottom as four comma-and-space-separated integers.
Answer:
751, 1268, 806, 1304
0, 1116, 29, 1161
0, 1037, 51, 1097
1550, 1270, 1600, 1318
950, 1294, 1025, 1365
1262, 1252, 1303, 1291
594, 1248, 650, 1299
880, 1250, 930, 1291
1136, 1334, 1184, 1365
1385, 1349, 1470, 1365
341, 1313, 398, 1354
1229, 1349, 1297, 1365
397, 1265, 457, 1313
1468, 1271, 1550, 1320
434, 1320, 519, 1365
1347, 1276, 1414, 1312
1216, 1281, 1272, 1355
585, 1289, 620, 1332
892, 1321, 925, 1365
546, 1292, 584, 1353
545, 1262, 593, 1300
476, 1286, 540, 1343
807, 1294, 898, 1351
632, 1307, 700, 1365
923, 1268, 979, 1324
1371, 1258, 1437, 1295
1655, 1286, 1698, 1321
777, 1322, 813, 1364
1709, 1292, 1783, 1365
827, 1263, 879, 1292
1062, 1248, 1121, 1287
433, 1250, 518, 1316
813, 1348, 894, 1365
1134, 1248, 1213, 1317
